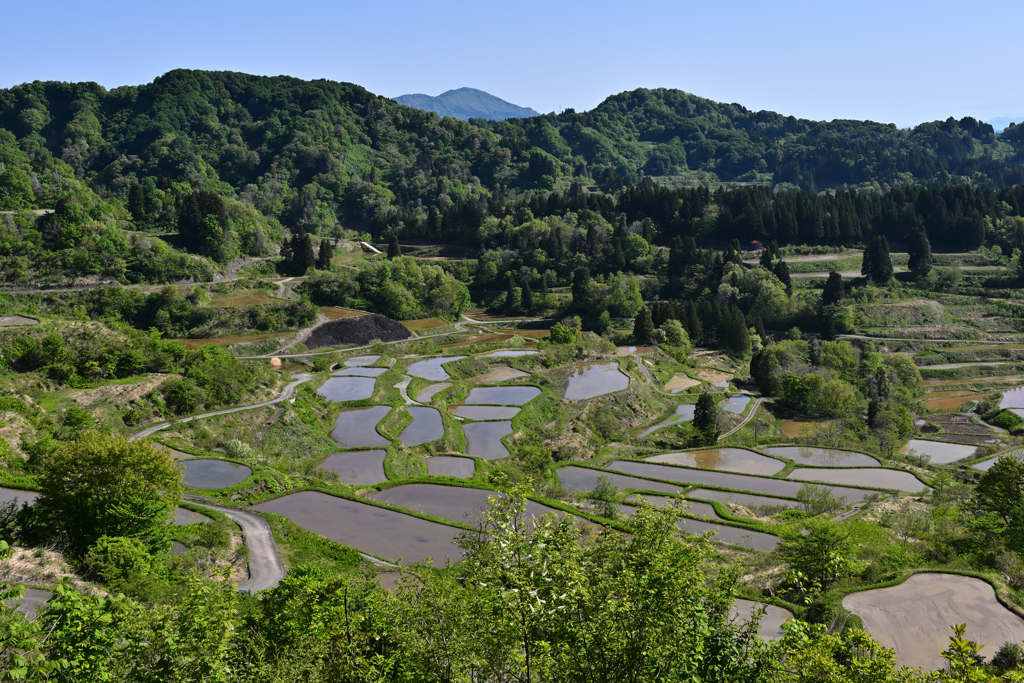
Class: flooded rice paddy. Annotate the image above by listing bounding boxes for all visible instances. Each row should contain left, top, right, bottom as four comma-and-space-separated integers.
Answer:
399, 407, 445, 446
172, 508, 211, 525
638, 404, 695, 437
317, 376, 377, 402
787, 468, 927, 493
416, 382, 451, 401
645, 448, 785, 476
763, 447, 879, 467
407, 356, 466, 381
624, 494, 719, 519
556, 467, 683, 495
449, 405, 521, 420
973, 456, 1001, 471
564, 361, 630, 400
922, 375, 1024, 387
779, 419, 822, 437
721, 395, 751, 413
922, 394, 980, 410
843, 573, 1024, 670
663, 373, 701, 393
463, 421, 513, 460
615, 345, 655, 355
464, 386, 541, 405
0, 488, 38, 507
469, 366, 530, 383
426, 456, 476, 479
687, 488, 799, 510
694, 368, 732, 387
483, 350, 538, 358
608, 461, 878, 500
731, 599, 793, 641
1001, 386, 1024, 409
344, 355, 380, 366
369, 484, 570, 526
494, 328, 550, 338
331, 406, 392, 448
318, 450, 388, 486
616, 503, 779, 551
253, 491, 464, 567
181, 459, 252, 489
332, 367, 387, 377
902, 439, 978, 464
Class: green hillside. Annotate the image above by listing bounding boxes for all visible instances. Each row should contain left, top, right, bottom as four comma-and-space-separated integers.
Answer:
395, 86, 539, 121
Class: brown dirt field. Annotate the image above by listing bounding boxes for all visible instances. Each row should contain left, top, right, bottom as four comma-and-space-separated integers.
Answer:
922, 395, 980, 410
924, 390, 981, 399
780, 419, 823, 437
843, 573, 1024, 670
494, 328, 551, 338
664, 374, 701, 392
319, 306, 368, 320
467, 313, 526, 321
923, 375, 1024, 387
72, 374, 170, 408
207, 291, 277, 307
172, 332, 294, 349
469, 366, 530, 383
695, 368, 733, 384
304, 314, 411, 350
440, 334, 513, 348
402, 318, 448, 330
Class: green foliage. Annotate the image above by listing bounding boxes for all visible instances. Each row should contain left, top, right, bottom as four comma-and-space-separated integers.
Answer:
83, 536, 154, 588
976, 453, 1024, 522
795, 484, 847, 516
991, 410, 1024, 430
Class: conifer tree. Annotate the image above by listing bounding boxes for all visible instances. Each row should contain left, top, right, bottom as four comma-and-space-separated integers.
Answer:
822, 271, 845, 306
128, 184, 145, 221
316, 238, 334, 270
908, 229, 932, 278
522, 280, 533, 313
693, 391, 720, 445
388, 236, 401, 259
862, 236, 893, 285
296, 234, 316, 275
633, 306, 655, 344
505, 273, 516, 312
772, 260, 793, 296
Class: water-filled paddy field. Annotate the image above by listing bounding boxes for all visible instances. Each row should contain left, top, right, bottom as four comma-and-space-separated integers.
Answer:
663, 373, 701, 393
416, 382, 451, 401
564, 361, 630, 400
779, 419, 822, 437
181, 460, 252, 489
1001, 386, 1024, 409
843, 573, 1024, 670
463, 421, 513, 459
344, 355, 380, 366
731, 600, 793, 641
607, 461, 878, 500
464, 386, 541, 405
483, 350, 538, 358
556, 467, 684, 495
331, 406, 391, 448
624, 494, 719, 519
318, 376, 377, 402
787, 468, 927, 493
407, 356, 466, 381
399, 407, 445, 446
902, 439, 978, 464
331, 367, 387, 377
638, 404, 694, 437
694, 368, 732, 387
469, 366, 529, 383
172, 508, 211, 525
369, 484, 575, 526
763, 446, 879, 467
0, 487, 38, 507
449, 405, 520, 420
426, 456, 475, 479
616, 503, 779, 551
318, 450, 388, 486
645, 448, 784, 476
721, 395, 751, 413
687, 489, 799, 510
253, 491, 464, 567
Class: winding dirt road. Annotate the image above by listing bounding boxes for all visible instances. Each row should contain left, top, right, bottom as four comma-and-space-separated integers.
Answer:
186, 498, 286, 592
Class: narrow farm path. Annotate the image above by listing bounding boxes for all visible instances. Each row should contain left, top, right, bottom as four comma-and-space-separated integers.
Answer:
185, 497, 286, 592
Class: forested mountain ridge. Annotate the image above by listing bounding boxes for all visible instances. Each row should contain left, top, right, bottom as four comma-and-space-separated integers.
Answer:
395, 87, 539, 121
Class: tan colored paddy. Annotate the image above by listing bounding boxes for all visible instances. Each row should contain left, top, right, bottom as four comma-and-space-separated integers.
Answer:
402, 318, 449, 330
171, 332, 293, 349
440, 334, 514, 348
615, 345, 655, 356
664, 373, 701, 392
494, 328, 550, 338
694, 368, 733, 385
318, 306, 368, 320
922, 395, 980, 411
207, 291, 277, 307
780, 419, 823, 437
469, 366, 530, 383
922, 374, 1024, 387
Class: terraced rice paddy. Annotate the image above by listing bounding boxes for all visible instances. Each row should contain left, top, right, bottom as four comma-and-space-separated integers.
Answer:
426, 456, 475, 479
787, 468, 926, 493
318, 450, 388, 485
493, 329, 550, 338
344, 355, 380, 366
319, 307, 367, 320
842, 573, 1024, 670
0, 487, 38, 506
624, 494, 719, 519
469, 366, 529, 383
369, 483, 572, 526
399, 407, 445, 446
564, 361, 630, 400
332, 367, 387, 377
663, 373, 701, 393
721, 395, 751, 413
407, 356, 466, 381
441, 334, 514, 348
463, 421, 513, 460
253, 491, 464, 567
416, 382, 451, 401
1001, 386, 1024, 409
464, 386, 541, 405
922, 375, 1024, 387
171, 332, 292, 349
556, 467, 684, 495
607, 461, 877, 500
763, 446, 879, 467
449, 405, 520, 420
616, 503, 779, 551
687, 489, 799, 511
402, 318, 448, 331
317, 376, 377, 402
973, 457, 1001, 471
172, 508, 211, 525
615, 346, 655, 355
483, 350, 538, 358
922, 393, 980, 410
645, 448, 785, 476
779, 419, 821, 437
207, 291, 277, 307
331, 406, 392, 448
181, 459, 252, 489
694, 368, 732, 387
731, 600, 793, 641
638, 404, 694, 437
902, 439, 978, 464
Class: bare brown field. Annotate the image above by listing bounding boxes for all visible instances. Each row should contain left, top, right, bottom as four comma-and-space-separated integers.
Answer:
780, 419, 824, 437
171, 332, 294, 349
494, 328, 551, 338
402, 318, 448, 330
664, 374, 701, 392
922, 375, 1024, 387
207, 291, 277, 307
440, 334, 514, 348
319, 307, 368, 320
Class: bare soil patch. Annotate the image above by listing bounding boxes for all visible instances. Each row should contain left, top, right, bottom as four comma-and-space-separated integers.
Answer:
304, 314, 411, 350
319, 306, 368, 320
172, 332, 293, 350
469, 366, 530, 383
664, 373, 700, 392
207, 291, 277, 307
402, 318, 449, 331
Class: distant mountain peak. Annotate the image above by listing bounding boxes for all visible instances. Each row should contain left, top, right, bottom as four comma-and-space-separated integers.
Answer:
394, 88, 539, 121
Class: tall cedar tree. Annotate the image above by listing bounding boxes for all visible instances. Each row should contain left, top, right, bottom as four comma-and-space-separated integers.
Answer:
521, 281, 533, 313
772, 260, 793, 296
316, 238, 334, 270
822, 271, 845, 306
572, 267, 591, 313
505, 273, 516, 311
862, 236, 894, 285
127, 184, 145, 220
693, 391, 720, 443
294, 233, 316, 275
908, 229, 932, 278
388, 236, 401, 259
633, 306, 655, 344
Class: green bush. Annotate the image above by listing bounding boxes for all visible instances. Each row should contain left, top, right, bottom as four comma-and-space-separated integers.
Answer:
990, 410, 1024, 430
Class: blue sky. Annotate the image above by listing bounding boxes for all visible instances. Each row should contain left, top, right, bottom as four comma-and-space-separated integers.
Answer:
1, 0, 1021, 127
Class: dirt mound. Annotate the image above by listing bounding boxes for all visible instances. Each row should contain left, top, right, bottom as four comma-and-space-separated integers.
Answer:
304, 314, 411, 350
